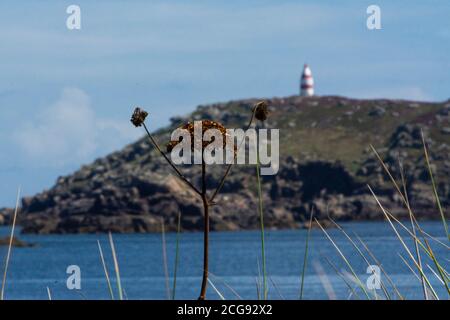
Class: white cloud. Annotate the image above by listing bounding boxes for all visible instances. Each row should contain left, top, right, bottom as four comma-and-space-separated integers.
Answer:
13, 87, 141, 166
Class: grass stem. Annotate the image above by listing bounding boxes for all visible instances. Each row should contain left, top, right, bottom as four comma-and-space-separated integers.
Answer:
172, 212, 181, 300
161, 220, 171, 299
421, 131, 449, 241
97, 240, 114, 300
255, 154, 268, 300
315, 218, 371, 299
108, 232, 123, 300
1, 186, 20, 301
299, 208, 313, 300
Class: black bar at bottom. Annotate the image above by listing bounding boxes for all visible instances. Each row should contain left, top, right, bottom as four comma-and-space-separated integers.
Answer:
0, 300, 446, 319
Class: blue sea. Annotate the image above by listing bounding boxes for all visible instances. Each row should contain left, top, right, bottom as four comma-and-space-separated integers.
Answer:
0, 221, 448, 300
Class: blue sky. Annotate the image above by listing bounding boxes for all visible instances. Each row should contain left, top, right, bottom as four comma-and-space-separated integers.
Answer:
0, 0, 449, 207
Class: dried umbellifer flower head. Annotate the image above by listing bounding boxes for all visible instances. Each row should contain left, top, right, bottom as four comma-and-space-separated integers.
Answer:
131, 107, 148, 127
253, 101, 269, 121
167, 120, 234, 153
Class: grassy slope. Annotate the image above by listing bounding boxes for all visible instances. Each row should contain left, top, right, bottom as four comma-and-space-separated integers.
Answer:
188, 96, 443, 158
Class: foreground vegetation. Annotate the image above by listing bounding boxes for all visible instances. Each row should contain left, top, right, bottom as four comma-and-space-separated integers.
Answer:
0, 113, 448, 299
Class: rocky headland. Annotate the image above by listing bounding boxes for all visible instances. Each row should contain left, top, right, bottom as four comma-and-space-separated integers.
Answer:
1, 95, 449, 233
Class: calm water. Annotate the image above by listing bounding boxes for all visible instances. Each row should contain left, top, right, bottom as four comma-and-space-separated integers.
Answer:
0, 221, 448, 300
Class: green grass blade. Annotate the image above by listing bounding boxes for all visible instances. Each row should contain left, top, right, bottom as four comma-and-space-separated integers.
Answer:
315, 218, 371, 299
398, 253, 420, 281
108, 232, 123, 300
422, 237, 450, 293
299, 208, 313, 300
209, 272, 243, 300
322, 254, 360, 300
427, 264, 445, 286
255, 155, 267, 300
355, 233, 404, 300
97, 240, 114, 300
398, 159, 429, 300
256, 257, 262, 300
207, 278, 225, 300
368, 185, 440, 299
161, 220, 171, 299
371, 145, 448, 278
269, 276, 285, 300
329, 218, 391, 300
383, 208, 449, 287
1, 186, 20, 301
371, 143, 449, 247
171, 212, 181, 300
421, 131, 449, 241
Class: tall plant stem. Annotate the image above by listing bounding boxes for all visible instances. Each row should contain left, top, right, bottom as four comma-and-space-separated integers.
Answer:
198, 161, 210, 300
256, 155, 268, 300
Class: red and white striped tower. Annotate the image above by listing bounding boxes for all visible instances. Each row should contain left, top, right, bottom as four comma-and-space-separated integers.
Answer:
300, 64, 314, 96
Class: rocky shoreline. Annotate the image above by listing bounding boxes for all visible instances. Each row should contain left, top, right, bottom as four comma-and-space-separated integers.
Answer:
1, 95, 449, 233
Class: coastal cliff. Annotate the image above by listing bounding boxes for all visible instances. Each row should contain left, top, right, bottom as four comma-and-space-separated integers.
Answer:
1, 95, 449, 233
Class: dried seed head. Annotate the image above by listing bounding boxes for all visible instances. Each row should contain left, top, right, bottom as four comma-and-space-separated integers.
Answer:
167, 120, 234, 153
131, 107, 148, 127
253, 101, 269, 121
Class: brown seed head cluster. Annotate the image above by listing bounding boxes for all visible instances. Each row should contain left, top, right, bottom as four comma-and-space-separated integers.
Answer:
254, 101, 269, 121
131, 107, 148, 127
167, 120, 233, 153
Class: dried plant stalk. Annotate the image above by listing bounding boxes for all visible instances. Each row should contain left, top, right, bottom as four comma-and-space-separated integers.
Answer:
131, 101, 268, 300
